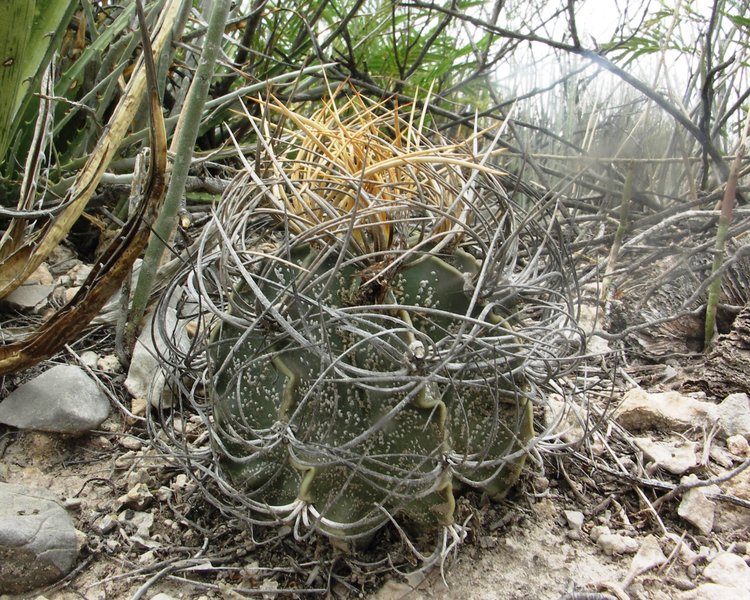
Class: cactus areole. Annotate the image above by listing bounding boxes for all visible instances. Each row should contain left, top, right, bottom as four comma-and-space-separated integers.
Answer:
207, 92, 537, 552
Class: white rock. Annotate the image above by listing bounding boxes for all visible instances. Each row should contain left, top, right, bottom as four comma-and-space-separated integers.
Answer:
589, 525, 611, 542
564, 510, 585, 532
614, 388, 717, 432
78, 350, 99, 370
597, 533, 639, 556
634, 437, 697, 474
125, 302, 189, 409
677, 475, 720, 535
629, 535, 667, 577
715, 466, 750, 532
703, 552, 750, 590
28, 263, 54, 285
96, 354, 122, 373
678, 583, 750, 600
544, 395, 586, 444
716, 393, 750, 439
3, 283, 54, 312
727, 434, 750, 456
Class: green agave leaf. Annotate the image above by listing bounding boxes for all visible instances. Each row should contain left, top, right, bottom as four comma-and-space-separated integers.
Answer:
0, 0, 78, 167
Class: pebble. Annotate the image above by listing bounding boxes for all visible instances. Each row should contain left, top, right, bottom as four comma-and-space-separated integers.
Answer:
614, 388, 716, 432
677, 475, 720, 535
2, 283, 54, 312
629, 535, 667, 576
96, 354, 122, 373
564, 510, 584, 532
117, 483, 153, 510
78, 350, 100, 370
118, 435, 143, 451
0, 365, 110, 433
633, 437, 697, 475
703, 551, 750, 590
716, 393, 750, 439
597, 532, 639, 556
94, 514, 118, 535
727, 434, 750, 456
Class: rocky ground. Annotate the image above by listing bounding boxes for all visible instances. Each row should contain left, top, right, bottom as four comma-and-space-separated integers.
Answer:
1, 255, 750, 600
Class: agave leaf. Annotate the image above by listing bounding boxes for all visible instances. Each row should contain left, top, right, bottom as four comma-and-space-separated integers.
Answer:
0, 0, 169, 376
0, 1, 35, 162
0, 0, 184, 300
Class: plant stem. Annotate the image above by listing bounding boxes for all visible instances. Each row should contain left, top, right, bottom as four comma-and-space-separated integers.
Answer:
704, 108, 750, 349
127, 0, 232, 348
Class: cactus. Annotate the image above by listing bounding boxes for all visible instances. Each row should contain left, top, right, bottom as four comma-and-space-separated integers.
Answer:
190, 90, 579, 559
210, 242, 533, 543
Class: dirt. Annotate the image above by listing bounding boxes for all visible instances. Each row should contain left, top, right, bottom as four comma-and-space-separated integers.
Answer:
1, 362, 749, 600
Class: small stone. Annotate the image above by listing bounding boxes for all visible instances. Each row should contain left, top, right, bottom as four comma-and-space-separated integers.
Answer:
703, 552, 750, 590
677, 475, 720, 535
68, 263, 92, 286
709, 445, 735, 468
27, 263, 54, 285
634, 437, 697, 474
117, 483, 153, 510
727, 435, 750, 456
716, 393, 750, 439
614, 388, 717, 432
96, 354, 122, 373
589, 525, 611, 542
64, 286, 81, 303
94, 514, 118, 535
78, 350, 99, 370
47, 245, 78, 275
678, 583, 750, 600
119, 435, 143, 451
150, 595, 179, 600
597, 533, 639, 556
3, 283, 54, 312
131, 396, 148, 417
154, 486, 173, 502
629, 535, 667, 576
715, 467, 750, 532
564, 510, 584, 532
544, 395, 586, 444
0, 365, 110, 433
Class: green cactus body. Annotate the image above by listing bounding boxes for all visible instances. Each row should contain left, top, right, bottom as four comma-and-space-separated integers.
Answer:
210, 242, 533, 543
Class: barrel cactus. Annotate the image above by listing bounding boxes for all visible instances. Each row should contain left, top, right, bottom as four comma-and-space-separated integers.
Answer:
173, 91, 581, 562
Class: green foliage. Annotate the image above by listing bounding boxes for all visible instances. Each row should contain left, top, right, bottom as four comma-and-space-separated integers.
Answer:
0, 0, 78, 177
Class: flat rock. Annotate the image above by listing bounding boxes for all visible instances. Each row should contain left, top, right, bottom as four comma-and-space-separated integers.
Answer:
703, 552, 750, 590
0, 483, 79, 594
614, 388, 716, 432
125, 302, 189, 409
716, 393, 750, 439
677, 475, 720, 535
544, 395, 586, 444
678, 583, 750, 600
0, 365, 110, 433
715, 465, 750, 532
629, 534, 667, 577
596, 532, 639, 556
633, 437, 697, 474
2, 283, 54, 312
